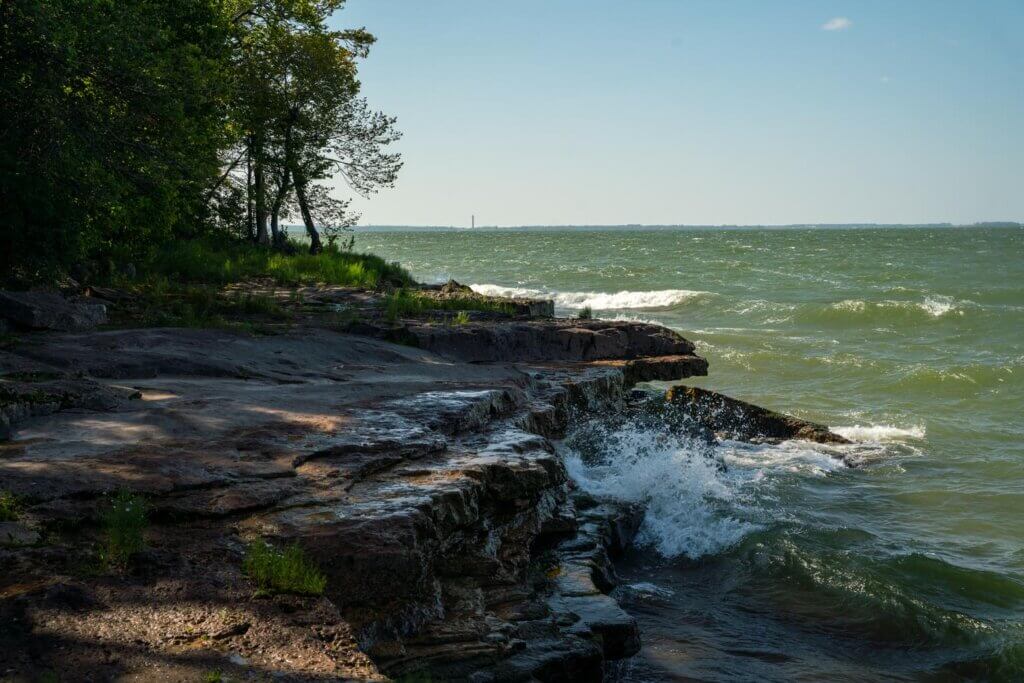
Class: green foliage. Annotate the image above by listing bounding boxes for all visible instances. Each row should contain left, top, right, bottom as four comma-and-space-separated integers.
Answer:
138, 237, 413, 289
384, 289, 516, 322
453, 311, 472, 325
0, 490, 20, 522
204, 671, 224, 683
577, 306, 594, 320
244, 539, 327, 596
100, 490, 147, 570
1, 0, 230, 284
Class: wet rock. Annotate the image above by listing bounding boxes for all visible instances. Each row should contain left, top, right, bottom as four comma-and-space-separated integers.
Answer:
0, 291, 107, 331
665, 385, 851, 444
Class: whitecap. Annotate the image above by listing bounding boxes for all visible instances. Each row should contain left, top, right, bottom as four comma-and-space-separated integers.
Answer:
832, 424, 926, 441
469, 284, 710, 310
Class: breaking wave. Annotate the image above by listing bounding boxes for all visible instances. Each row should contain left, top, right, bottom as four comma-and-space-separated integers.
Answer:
469, 283, 709, 311
560, 420, 848, 560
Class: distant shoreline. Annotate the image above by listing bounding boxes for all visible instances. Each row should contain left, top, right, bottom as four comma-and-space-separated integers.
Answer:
329, 222, 1023, 233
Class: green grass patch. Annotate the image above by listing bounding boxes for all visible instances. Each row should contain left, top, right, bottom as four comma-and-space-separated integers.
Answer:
453, 310, 471, 325
383, 289, 516, 321
116, 282, 289, 330
576, 305, 593, 320
100, 490, 147, 570
130, 236, 413, 289
0, 490, 20, 521
244, 539, 326, 596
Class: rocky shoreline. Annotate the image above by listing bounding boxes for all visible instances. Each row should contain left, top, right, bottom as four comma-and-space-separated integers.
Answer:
0, 287, 844, 681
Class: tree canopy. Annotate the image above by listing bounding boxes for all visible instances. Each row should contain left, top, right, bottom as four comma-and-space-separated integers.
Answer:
0, 0, 401, 285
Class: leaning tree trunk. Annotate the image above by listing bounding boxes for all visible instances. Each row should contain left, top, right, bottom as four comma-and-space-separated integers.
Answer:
293, 170, 322, 254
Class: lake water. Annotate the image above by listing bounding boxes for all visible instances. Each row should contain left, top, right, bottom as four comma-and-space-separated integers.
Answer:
357, 226, 1024, 681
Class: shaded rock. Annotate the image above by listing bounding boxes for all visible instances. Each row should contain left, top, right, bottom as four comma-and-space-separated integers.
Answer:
0, 291, 107, 331
410, 319, 696, 363
0, 377, 140, 440
665, 385, 851, 445
0, 521, 39, 547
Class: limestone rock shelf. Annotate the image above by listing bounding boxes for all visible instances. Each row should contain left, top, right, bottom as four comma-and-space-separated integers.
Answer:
0, 317, 705, 681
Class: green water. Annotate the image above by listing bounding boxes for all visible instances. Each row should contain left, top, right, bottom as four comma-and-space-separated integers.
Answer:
358, 227, 1024, 680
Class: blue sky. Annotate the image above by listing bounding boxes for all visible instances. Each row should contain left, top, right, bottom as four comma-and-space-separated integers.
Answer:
331, 1, 1023, 226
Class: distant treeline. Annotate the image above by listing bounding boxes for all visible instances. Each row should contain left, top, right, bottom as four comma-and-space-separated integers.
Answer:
0, 0, 401, 285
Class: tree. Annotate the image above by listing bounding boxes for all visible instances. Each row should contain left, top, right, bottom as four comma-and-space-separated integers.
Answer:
0, 0, 230, 283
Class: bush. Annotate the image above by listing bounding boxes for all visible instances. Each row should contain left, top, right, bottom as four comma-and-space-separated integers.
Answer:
244, 540, 327, 596
453, 311, 471, 325
100, 490, 147, 570
383, 289, 516, 321
577, 305, 593, 320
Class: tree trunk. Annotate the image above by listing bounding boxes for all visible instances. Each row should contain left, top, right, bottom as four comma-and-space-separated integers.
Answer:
245, 147, 255, 241
253, 135, 269, 245
270, 167, 291, 248
293, 170, 322, 254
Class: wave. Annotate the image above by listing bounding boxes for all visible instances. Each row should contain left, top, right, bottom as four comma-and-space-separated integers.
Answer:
469, 283, 709, 310
791, 295, 969, 325
560, 419, 848, 559
832, 424, 926, 441
561, 422, 759, 559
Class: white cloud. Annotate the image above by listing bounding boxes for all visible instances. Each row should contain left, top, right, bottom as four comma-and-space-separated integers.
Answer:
822, 17, 852, 31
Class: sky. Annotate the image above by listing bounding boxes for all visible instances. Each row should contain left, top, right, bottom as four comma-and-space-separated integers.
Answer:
330, 0, 1024, 227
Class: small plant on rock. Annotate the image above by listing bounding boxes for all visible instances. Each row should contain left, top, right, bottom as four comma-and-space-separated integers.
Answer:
0, 490, 19, 521
577, 305, 593, 320
453, 310, 471, 325
100, 490, 147, 570
244, 539, 326, 596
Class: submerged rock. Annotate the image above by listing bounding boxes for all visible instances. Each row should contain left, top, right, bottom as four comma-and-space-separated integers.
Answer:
665, 385, 851, 445
0, 291, 107, 331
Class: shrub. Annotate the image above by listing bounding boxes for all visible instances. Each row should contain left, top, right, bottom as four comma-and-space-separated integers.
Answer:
453, 311, 471, 325
244, 540, 327, 596
577, 305, 593, 320
100, 490, 147, 570
0, 490, 19, 521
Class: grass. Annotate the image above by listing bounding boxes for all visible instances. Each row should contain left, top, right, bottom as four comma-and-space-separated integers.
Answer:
244, 539, 327, 596
453, 310, 471, 325
133, 236, 413, 289
204, 671, 224, 683
0, 490, 20, 521
100, 490, 147, 570
383, 289, 517, 322
576, 305, 593, 320
116, 281, 290, 330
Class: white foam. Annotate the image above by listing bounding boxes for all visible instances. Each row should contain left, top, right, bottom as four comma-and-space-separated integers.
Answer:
920, 295, 960, 318
562, 427, 759, 559
832, 424, 926, 441
469, 283, 708, 311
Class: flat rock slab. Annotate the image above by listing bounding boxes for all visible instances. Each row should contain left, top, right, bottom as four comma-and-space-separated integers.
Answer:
408, 319, 696, 363
0, 291, 107, 331
666, 385, 851, 444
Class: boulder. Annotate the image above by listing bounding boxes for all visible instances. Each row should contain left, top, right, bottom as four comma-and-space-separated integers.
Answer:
666, 385, 851, 445
0, 291, 107, 331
